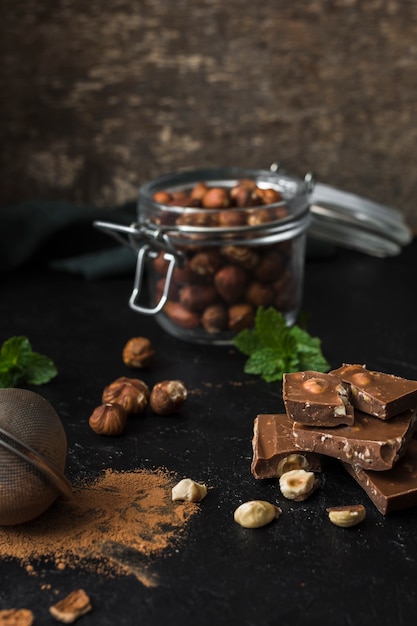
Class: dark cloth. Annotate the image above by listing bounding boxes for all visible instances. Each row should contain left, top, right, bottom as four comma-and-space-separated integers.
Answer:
0, 201, 138, 278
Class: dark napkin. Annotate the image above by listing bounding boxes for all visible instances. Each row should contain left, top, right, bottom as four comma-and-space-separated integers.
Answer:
0, 201, 138, 278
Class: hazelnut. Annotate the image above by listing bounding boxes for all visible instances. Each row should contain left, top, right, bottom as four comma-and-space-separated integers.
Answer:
302, 377, 329, 394
218, 209, 247, 227
49, 589, 92, 623
234, 500, 281, 528
150, 380, 188, 415
277, 454, 310, 477
245, 281, 275, 307
214, 265, 247, 304
228, 303, 255, 332
279, 469, 318, 501
122, 337, 155, 368
254, 249, 285, 282
327, 504, 366, 528
89, 403, 127, 436
163, 301, 200, 329
172, 478, 207, 502
102, 376, 149, 414
221, 245, 259, 270
179, 284, 219, 312
189, 249, 223, 277
190, 182, 208, 202
153, 191, 172, 204
201, 304, 228, 334
258, 187, 283, 205
202, 187, 230, 209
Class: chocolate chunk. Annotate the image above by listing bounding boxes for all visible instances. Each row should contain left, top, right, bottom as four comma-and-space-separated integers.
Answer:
331, 364, 417, 420
283, 371, 354, 427
251, 413, 322, 479
343, 438, 417, 515
292, 408, 417, 471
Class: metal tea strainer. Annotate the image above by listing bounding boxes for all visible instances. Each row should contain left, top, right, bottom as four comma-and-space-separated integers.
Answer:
0, 388, 72, 525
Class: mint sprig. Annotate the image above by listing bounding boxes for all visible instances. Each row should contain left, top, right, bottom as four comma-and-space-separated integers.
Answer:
233, 307, 329, 383
0, 336, 58, 388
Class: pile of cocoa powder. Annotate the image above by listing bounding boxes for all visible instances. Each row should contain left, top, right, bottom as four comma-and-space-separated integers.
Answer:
0, 468, 200, 587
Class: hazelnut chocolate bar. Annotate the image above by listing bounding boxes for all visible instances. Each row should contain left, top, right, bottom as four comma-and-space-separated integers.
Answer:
343, 438, 417, 515
283, 371, 354, 427
331, 364, 417, 420
292, 408, 417, 471
251, 413, 322, 479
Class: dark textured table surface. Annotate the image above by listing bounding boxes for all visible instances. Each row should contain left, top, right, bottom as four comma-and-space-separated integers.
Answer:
1, 238, 417, 625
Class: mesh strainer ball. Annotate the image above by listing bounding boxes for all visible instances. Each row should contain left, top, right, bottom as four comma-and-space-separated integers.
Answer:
0, 388, 72, 525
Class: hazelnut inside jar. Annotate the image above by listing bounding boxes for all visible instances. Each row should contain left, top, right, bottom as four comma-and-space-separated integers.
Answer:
135, 168, 311, 344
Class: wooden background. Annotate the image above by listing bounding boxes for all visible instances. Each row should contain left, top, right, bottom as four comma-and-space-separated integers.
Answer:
1, 0, 417, 233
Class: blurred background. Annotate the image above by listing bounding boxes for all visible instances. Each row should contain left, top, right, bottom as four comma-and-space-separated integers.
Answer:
1, 0, 417, 232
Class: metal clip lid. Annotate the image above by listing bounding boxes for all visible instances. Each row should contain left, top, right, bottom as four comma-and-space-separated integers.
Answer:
308, 182, 412, 257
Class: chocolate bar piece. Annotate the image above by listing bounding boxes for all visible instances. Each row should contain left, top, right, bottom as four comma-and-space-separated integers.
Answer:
283, 371, 354, 427
251, 413, 322, 479
293, 408, 417, 471
331, 364, 417, 420
343, 438, 417, 514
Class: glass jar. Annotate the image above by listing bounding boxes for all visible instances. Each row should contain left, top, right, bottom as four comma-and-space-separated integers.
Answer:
97, 167, 312, 344
95, 165, 412, 344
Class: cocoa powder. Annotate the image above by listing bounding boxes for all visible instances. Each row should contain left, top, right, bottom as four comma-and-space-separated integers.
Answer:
0, 468, 200, 586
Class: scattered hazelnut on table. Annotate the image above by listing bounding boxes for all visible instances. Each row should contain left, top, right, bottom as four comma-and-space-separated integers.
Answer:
279, 469, 319, 501
89, 403, 127, 436
49, 589, 92, 623
102, 376, 149, 415
172, 478, 207, 502
327, 504, 366, 528
150, 380, 188, 415
0, 609, 34, 626
234, 500, 282, 529
122, 337, 155, 368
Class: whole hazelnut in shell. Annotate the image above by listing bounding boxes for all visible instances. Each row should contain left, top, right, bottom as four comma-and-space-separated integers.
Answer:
102, 377, 150, 415
122, 337, 155, 368
150, 380, 188, 415
89, 403, 127, 436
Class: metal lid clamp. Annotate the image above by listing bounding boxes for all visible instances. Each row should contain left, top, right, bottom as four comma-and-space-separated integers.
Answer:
94, 220, 186, 314
270, 163, 413, 258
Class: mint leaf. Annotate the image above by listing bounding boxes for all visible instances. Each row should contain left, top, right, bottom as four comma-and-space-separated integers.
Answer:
0, 336, 57, 388
233, 307, 329, 383
254, 307, 286, 350
24, 352, 58, 385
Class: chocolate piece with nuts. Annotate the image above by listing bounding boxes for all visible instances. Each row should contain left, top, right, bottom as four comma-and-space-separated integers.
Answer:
283, 371, 354, 427
293, 408, 417, 471
343, 438, 417, 515
251, 413, 322, 479
331, 364, 417, 420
